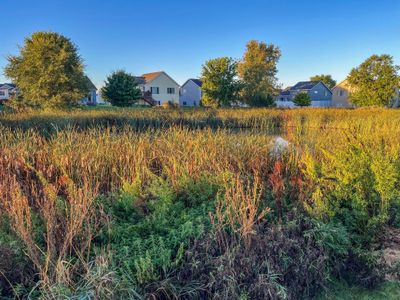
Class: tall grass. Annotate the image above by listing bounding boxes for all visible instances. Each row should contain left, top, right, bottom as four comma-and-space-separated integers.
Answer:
0, 108, 399, 298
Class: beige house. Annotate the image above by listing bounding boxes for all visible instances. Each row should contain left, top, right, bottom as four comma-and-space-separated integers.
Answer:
332, 79, 400, 108
331, 80, 354, 108
135, 71, 180, 106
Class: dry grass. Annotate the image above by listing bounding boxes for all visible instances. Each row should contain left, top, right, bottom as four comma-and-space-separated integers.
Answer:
1, 107, 400, 298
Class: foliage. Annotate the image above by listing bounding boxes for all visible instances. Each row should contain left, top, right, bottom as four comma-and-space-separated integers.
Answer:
201, 57, 240, 107
310, 74, 337, 89
293, 92, 311, 106
238, 40, 281, 107
4, 31, 88, 109
347, 54, 400, 107
176, 212, 328, 299
101, 70, 142, 106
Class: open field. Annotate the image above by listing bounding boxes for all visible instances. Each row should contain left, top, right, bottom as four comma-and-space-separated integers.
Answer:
0, 108, 400, 299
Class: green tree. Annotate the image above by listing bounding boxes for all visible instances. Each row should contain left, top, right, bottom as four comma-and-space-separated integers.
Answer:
4, 31, 88, 109
293, 92, 311, 107
347, 55, 400, 107
101, 70, 142, 106
200, 57, 239, 107
238, 40, 281, 107
310, 74, 336, 89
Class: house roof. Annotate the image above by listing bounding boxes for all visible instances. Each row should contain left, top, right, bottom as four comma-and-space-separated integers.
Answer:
190, 79, 202, 87
84, 76, 97, 90
290, 81, 320, 91
182, 78, 202, 88
134, 76, 146, 85
280, 90, 291, 96
137, 71, 180, 87
142, 71, 163, 83
0, 83, 16, 90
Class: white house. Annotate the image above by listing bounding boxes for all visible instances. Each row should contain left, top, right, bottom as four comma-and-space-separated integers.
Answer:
180, 79, 202, 106
0, 83, 17, 102
135, 71, 180, 106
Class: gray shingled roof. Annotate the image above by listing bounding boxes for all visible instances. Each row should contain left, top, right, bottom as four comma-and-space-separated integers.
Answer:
0, 83, 16, 89
280, 90, 291, 96
190, 79, 202, 87
134, 76, 146, 85
290, 81, 320, 91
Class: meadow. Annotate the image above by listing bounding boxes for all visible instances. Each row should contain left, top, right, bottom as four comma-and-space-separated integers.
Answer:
0, 107, 400, 299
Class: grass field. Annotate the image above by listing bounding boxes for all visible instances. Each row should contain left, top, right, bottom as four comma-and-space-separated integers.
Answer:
0, 107, 399, 299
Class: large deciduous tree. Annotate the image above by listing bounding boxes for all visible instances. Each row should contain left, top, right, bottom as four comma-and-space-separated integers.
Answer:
101, 70, 142, 106
200, 57, 240, 107
237, 40, 281, 107
4, 31, 88, 109
347, 54, 400, 107
310, 74, 336, 89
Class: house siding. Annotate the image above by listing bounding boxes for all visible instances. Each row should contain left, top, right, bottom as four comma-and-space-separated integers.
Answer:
180, 80, 201, 106
276, 81, 332, 107
308, 82, 332, 102
332, 85, 352, 107
0, 88, 10, 101
141, 73, 180, 105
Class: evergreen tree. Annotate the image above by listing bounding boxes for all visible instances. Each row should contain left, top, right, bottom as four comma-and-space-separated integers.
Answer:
101, 70, 142, 106
293, 92, 311, 107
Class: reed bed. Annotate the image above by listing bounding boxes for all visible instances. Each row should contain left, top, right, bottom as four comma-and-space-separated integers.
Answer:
0, 108, 400, 299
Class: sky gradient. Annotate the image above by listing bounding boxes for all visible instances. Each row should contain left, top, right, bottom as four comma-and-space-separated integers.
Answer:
1, 0, 399, 88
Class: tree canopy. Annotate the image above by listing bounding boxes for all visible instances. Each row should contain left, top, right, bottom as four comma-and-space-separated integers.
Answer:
101, 70, 142, 106
238, 40, 281, 107
200, 57, 240, 107
4, 31, 88, 109
310, 74, 336, 89
347, 54, 400, 107
293, 92, 311, 107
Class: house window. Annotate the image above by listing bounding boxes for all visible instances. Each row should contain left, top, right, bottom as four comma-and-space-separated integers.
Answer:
183, 101, 187, 106
193, 101, 197, 106
325, 91, 328, 97
151, 87, 159, 94
339, 90, 344, 96
0, 91, 5, 96
167, 88, 175, 94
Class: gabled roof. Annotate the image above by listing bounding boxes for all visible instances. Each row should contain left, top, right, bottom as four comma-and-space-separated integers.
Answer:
142, 71, 163, 83
182, 78, 202, 88
280, 90, 291, 96
290, 81, 320, 91
138, 71, 180, 87
190, 79, 202, 87
134, 76, 146, 85
84, 76, 97, 90
0, 83, 17, 90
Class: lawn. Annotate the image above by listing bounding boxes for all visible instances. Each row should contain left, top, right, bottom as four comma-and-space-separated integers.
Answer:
0, 107, 399, 299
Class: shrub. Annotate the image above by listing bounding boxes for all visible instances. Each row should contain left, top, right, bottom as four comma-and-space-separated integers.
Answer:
293, 92, 311, 107
175, 212, 328, 299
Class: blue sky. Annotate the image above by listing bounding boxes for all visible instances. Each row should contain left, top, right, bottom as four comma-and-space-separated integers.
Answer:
1, 0, 399, 88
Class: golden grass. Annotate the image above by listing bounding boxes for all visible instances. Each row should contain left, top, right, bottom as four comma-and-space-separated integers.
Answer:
1, 107, 400, 294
